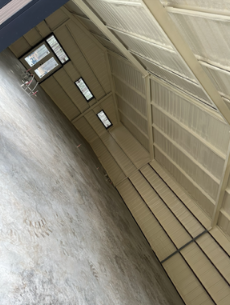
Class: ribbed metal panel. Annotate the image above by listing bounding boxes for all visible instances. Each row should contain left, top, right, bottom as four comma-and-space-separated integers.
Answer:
169, 11, 230, 69
110, 124, 150, 168
141, 57, 214, 106
161, 0, 230, 13
153, 105, 225, 179
114, 77, 147, 117
113, 29, 196, 80
201, 62, 230, 99
109, 54, 145, 95
154, 129, 219, 200
88, 0, 172, 47
41, 76, 80, 121
154, 147, 215, 216
151, 79, 230, 154
119, 112, 150, 152
117, 95, 148, 135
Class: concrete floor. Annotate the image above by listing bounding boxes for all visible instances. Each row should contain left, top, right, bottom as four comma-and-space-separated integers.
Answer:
0, 48, 183, 305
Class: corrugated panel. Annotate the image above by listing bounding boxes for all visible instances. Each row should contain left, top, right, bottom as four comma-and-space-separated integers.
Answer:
53, 69, 89, 114
55, 25, 105, 100
100, 133, 136, 176
169, 11, 230, 69
117, 179, 177, 262
119, 113, 150, 152
201, 62, 230, 99
155, 147, 215, 217
88, 0, 172, 47
152, 105, 225, 179
117, 95, 148, 135
151, 79, 230, 154
161, 0, 230, 13
110, 124, 150, 168
36, 20, 52, 38
163, 254, 214, 305
9, 36, 31, 58
114, 77, 147, 116
23, 28, 42, 46
40, 76, 80, 121
141, 57, 214, 106
150, 159, 211, 229
73, 117, 98, 143
91, 137, 126, 185
67, 20, 111, 94
109, 54, 145, 95
113, 29, 196, 80
45, 8, 69, 30
94, 35, 124, 57
154, 129, 219, 201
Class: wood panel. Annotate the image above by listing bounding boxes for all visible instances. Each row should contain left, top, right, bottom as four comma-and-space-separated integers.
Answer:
73, 117, 98, 144
36, 20, 52, 38
41, 75, 80, 121
9, 36, 31, 58
55, 24, 105, 100
110, 124, 150, 168
91, 137, 126, 185
54, 68, 88, 113
45, 8, 69, 30
23, 28, 42, 46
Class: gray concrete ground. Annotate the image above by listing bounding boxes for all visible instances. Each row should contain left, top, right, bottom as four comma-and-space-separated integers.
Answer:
0, 48, 183, 305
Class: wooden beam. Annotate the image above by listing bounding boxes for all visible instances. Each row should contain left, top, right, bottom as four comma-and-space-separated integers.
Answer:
212, 133, 230, 227
105, 50, 120, 123
72, 0, 148, 77
145, 75, 154, 160
142, 0, 230, 126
